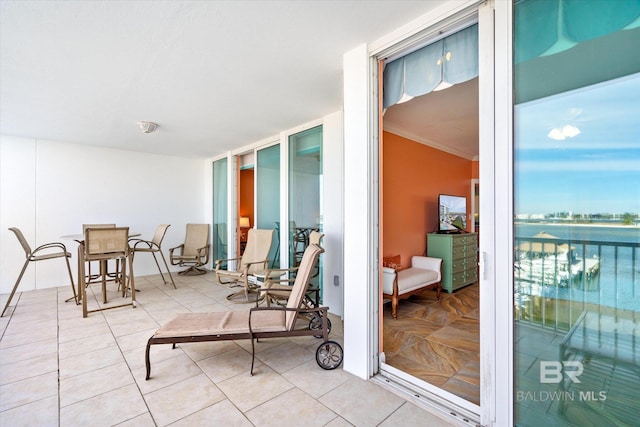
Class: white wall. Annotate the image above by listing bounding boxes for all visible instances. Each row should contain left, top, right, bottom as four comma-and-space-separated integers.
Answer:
321, 111, 344, 317
0, 135, 208, 294
342, 44, 373, 379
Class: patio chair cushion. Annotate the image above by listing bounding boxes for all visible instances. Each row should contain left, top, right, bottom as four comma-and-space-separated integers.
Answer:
152, 310, 287, 338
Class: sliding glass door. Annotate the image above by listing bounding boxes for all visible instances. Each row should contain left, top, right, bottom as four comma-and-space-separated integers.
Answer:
513, 2, 640, 425
212, 157, 228, 265
256, 144, 280, 267
289, 126, 323, 293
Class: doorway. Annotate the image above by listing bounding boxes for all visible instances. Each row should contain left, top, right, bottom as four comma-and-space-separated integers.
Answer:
238, 154, 254, 255
379, 19, 481, 409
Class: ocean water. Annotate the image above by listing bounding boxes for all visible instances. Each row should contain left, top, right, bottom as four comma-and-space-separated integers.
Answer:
515, 223, 640, 312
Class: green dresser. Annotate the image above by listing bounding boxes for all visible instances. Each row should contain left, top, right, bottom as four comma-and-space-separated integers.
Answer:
427, 233, 478, 293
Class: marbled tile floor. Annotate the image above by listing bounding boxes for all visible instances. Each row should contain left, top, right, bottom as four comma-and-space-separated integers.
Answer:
1, 272, 461, 427
383, 283, 480, 405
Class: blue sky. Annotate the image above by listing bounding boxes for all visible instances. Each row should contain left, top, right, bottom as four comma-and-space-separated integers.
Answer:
514, 72, 640, 215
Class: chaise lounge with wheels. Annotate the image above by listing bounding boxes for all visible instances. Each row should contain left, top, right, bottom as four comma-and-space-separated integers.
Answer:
145, 243, 343, 379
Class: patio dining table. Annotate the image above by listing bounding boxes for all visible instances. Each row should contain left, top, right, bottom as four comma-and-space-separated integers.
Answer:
61, 231, 141, 303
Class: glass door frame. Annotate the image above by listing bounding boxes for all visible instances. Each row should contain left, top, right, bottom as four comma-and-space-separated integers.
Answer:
254, 139, 282, 268
363, 1, 508, 425
211, 152, 237, 270
492, 1, 515, 425
281, 119, 324, 271
229, 121, 324, 273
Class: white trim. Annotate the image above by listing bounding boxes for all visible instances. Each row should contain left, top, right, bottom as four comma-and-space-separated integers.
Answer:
204, 158, 213, 269
369, 54, 381, 377
209, 152, 229, 163
369, 0, 481, 58
227, 152, 238, 268
233, 137, 280, 159
385, 124, 479, 161
377, 364, 480, 425
477, 2, 497, 425
381, 362, 480, 414
492, 1, 514, 426
282, 118, 324, 139
279, 131, 289, 270
231, 135, 279, 157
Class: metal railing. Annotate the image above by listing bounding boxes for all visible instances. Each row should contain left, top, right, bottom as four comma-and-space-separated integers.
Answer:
514, 236, 639, 332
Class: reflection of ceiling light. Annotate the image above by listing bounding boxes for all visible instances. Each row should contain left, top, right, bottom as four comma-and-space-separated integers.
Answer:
137, 121, 159, 133
397, 92, 414, 104
547, 125, 581, 140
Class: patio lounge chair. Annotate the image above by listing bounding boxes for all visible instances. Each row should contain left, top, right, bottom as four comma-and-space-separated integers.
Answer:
214, 228, 274, 303
145, 243, 343, 379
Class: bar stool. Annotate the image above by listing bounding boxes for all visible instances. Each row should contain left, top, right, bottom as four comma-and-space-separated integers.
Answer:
2, 227, 77, 317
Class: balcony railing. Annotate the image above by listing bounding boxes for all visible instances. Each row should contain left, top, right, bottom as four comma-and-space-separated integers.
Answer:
514, 235, 639, 332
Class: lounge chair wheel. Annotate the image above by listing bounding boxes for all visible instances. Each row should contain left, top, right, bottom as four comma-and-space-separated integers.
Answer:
309, 314, 331, 338
316, 340, 343, 370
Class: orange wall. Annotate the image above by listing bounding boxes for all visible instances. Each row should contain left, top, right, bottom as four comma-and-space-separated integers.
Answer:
382, 131, 474, 267
239, 169, 254, 227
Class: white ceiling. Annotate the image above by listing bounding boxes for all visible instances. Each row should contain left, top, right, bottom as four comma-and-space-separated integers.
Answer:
1, 0, 478, 160
383, 78, 478, 160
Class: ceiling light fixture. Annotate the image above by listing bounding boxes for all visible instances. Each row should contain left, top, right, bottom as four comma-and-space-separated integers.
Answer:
137, 121, 159, 133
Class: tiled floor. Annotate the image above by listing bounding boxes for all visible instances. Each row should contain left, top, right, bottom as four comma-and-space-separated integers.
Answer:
1, 272, 458, 427
383, 284, 480, 405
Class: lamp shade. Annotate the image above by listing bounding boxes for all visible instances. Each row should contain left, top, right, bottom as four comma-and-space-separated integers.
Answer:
239, 217, 250, 228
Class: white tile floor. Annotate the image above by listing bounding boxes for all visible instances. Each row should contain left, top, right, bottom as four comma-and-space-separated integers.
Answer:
1, 272, 458, 426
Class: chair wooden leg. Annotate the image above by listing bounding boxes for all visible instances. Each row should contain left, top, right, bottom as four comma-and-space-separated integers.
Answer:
1, 260, 30, 317
391, 296, 398, 319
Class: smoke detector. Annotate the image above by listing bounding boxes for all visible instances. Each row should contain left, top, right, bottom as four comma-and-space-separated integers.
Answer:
137, 121, 159, 133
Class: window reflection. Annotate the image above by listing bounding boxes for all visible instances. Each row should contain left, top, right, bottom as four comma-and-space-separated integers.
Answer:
513, 3, 640, 424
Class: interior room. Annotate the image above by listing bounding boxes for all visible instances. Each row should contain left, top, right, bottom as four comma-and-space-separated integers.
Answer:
239, 156, 255, 255
380, 39, 481, 404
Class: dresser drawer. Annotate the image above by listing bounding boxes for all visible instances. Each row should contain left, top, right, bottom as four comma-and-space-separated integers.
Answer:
452, 245, 468, 259
451, 259, 466, 274
464, 266, 478, 282
451, 272, 468, 287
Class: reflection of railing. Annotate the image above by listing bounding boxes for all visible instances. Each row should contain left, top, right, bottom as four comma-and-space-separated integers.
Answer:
515, 236, 639, 332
